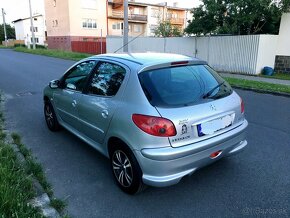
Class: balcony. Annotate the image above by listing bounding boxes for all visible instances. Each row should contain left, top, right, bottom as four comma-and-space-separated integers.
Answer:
109, 10, 147, 22
108, 0, 123, 9
169, 18, 184, 25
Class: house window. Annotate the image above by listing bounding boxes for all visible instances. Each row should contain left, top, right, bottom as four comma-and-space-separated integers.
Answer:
31, 38, 39, 43
113, 22, 123, 30
82, 19, 97, 29
34, 18, 38, 21
172, 13, 178, 18
133, 24, 141, 33
88, 19, 92, 28
92, 20, 97, 28
151, 8, 160, 18
53, 0, 56, 7
52, 20, 58, 27
30, 27, 38, 32
150, 24, 158, 33
133, 8, 141, 15
82, 19, 87, 28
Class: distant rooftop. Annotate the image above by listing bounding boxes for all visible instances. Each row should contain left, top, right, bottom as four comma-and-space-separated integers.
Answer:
12, 14, 42, 23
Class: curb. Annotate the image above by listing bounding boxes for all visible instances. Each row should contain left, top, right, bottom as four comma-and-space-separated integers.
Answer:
232, 85, 290, 98
1, 94, 62, 218
220, 72, 290, 86
10, 141, 61, 218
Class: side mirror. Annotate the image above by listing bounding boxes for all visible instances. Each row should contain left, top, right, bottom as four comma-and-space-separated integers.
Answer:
49, 80, 60, 89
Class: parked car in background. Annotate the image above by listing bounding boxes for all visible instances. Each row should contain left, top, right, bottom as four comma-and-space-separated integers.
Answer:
43, 53, 248, 194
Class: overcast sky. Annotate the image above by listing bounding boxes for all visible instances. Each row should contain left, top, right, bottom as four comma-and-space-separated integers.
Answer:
0, 0, 201, 25
0, 0, 45, 24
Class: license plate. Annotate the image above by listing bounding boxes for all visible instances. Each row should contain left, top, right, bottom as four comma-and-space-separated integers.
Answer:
197, 114, 234, 137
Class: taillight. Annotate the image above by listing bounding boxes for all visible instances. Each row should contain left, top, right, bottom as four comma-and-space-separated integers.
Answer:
132, 114, 176, 137
241, 97, 245, 114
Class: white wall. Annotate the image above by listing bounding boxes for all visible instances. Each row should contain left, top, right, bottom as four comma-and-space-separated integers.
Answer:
107, 36, 195, 55
107, 35, 272, 74
199, 35, 260, 74
147, 6, 161, 36
13, 15, 46, 45
256, 35, 278, 74
14, 22, 25, 40
276, 13, 290, 56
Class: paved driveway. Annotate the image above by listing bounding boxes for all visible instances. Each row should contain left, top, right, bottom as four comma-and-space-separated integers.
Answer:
0, 49, 289, 217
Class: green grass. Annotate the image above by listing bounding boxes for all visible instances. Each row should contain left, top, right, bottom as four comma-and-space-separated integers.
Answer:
259, 73, 290, 81
14, 47, 91, 61
0, 45, 14, 49
0, 143, 43, 218
11, 134, 56, 198
225, 77, 290, 94
0, 101, 43, 217
0, 95, 66, 217
50, 198, 67, 213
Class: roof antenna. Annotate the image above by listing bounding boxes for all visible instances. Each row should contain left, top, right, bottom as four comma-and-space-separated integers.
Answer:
114, 31, 145, 53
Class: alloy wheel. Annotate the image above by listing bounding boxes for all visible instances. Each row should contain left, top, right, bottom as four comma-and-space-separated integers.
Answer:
112, 150, 133, 187
45, 104, 54, 128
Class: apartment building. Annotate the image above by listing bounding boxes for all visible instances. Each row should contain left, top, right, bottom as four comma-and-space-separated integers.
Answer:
13, 14, 46, 46
44, 0, 188, 52
107, 1, 187, 36
108, 1, 148, 36
44, 0, 107, 52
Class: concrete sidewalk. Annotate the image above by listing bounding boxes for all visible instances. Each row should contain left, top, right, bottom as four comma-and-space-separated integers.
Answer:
220, 72, 290, 86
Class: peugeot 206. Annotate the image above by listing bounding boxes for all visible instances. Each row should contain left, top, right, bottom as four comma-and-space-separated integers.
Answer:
43, 53, 248, 194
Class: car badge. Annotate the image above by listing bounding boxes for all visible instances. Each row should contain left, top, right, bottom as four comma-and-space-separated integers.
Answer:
181, 124, 187, 135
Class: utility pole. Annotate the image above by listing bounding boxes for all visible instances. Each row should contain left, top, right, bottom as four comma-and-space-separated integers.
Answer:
1, 8, 7, 47
100, 28, 103, 54
123, 0, 129, 52
28, 0, 36, 49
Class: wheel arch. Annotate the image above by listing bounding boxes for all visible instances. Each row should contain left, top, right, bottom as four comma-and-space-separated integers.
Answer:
107, 137, 133, 157
43, 95, 50, 102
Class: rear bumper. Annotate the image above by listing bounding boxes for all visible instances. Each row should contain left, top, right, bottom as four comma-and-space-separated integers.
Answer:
134, 119, 248, 187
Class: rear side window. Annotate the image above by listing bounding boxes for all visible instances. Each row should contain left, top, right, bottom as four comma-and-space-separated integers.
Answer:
138, 65, 232, 107
87, 62, 126, 96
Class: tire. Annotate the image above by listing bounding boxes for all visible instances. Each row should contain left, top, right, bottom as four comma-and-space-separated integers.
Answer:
110, 144, 146, 195
44, 100, 60, 131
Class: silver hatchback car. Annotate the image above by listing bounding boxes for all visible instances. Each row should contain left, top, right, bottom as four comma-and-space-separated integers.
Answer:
44, 53, 248, 194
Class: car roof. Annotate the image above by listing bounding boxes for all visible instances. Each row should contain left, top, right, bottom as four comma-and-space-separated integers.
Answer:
93, 53, 203, 66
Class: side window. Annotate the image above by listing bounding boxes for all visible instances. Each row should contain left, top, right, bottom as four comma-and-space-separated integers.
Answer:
87, 62, 126, 96
64, 60, 97, 91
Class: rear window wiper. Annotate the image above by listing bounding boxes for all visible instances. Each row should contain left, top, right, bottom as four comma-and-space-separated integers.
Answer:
203, 81, 225, 99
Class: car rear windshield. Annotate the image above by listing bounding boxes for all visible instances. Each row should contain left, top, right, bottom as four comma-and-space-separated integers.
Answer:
138, 64, 232, 107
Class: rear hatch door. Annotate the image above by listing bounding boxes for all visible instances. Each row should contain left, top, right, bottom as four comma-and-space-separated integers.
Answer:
155, 92, 242, 148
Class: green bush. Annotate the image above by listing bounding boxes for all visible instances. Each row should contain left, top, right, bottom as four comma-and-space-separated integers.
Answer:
14, 43, 25, 48
35, 44, 47, 49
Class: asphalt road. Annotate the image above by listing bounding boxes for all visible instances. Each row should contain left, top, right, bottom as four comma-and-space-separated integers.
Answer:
0, 49, 289, 218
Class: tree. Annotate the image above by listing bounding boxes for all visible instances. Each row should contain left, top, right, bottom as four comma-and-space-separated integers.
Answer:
154, 20, 182, 37
185, 0, 290, 35
0, 24, 15, 41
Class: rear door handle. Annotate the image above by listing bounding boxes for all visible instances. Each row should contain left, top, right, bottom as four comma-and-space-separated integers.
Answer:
72, 100, 77, 107
101, 110, 109, 118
